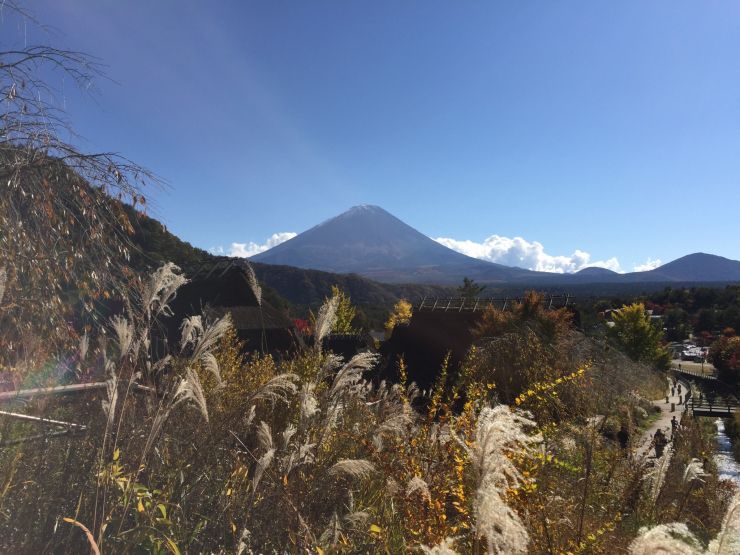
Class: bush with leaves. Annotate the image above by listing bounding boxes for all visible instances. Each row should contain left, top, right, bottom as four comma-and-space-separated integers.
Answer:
462, 292, 573, 408
384, 298, 412, 339
608, 303, 671, 370
709, 335, 740, 385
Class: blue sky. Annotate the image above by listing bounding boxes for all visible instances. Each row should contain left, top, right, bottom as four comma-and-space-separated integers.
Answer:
6, 1, 740, 273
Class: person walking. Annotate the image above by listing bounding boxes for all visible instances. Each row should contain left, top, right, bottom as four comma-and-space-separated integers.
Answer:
654, 429, 668, 458
671, 416, 678, 438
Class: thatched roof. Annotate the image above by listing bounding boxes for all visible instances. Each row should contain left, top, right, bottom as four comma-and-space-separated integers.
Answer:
161, 265, 300, 354
380, 310, 480, 389
172, 265, 261, 311
203, 304, 293, 331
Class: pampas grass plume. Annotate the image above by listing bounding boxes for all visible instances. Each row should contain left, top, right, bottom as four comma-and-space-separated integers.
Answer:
110, 315, 134, 359
244, 262, 262, 307
406, 476, 431, 501
314, 295, 339, 349
329, 459, 375, 480
458, 405, 541, 554
708, 488, 740, 554
648, 449, 674, 505
420, 538, 458, 554
250, 373, 298, 404
144, 262, 187, 318
629, 523, 701, 555
0, 267, 6, 304
682, 458, 707, 485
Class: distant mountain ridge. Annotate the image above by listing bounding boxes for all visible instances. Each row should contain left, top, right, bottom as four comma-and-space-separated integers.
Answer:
251, 205, 740, 286
575, 267, 619, 276
544, 253, 740, 285
121, 200, 739, 304
252, 205, 542, 283
121, 203, 453, 309
643, 253, 740, 282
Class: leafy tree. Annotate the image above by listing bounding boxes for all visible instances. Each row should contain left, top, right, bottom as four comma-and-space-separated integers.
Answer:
608, 303, 670, 370
329, 285, 357, 334
640, 286, 740, 338
384, 298, 412, 338
693, 308, 716, 334
720, 306, 740, 333
709, 335, 740, 385
663, 308, 691, 342
458, 277, 486, 301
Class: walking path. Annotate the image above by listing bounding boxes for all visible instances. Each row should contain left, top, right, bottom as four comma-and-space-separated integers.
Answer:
635, 380, 689, 459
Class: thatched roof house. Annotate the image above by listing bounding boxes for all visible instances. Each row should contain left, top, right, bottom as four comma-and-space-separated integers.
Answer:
380, 310, 479, 390
380, 296, 579, 390
165, 264, 301, 355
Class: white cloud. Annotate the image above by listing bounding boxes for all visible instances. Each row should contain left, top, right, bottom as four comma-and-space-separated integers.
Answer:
433, 235, 622, 274
217, 232, 297, 258
633, 258, 662, 272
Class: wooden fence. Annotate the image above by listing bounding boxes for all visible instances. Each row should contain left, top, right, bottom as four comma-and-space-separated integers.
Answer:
416, 294, 573, 313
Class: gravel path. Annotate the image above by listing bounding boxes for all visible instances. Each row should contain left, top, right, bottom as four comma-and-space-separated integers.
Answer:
636, 380, 690, 459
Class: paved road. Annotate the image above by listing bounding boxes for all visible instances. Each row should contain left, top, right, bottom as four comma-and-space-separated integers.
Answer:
636, 381, 689, 459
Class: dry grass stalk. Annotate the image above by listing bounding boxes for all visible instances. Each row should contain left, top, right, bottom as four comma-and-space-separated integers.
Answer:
708, 488, 740, 554
62, 518, 101, 555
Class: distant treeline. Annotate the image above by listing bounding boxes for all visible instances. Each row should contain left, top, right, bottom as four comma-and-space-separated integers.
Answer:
122, 203, 740, 335
575, 285, 740, 341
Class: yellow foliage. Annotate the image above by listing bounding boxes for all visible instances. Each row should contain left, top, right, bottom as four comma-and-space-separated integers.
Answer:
514, 362, 591, 407
384, 298, 412, 339
329, 285, 357, 334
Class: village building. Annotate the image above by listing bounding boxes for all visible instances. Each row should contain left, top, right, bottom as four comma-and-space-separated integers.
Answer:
164, 263, 301, 356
